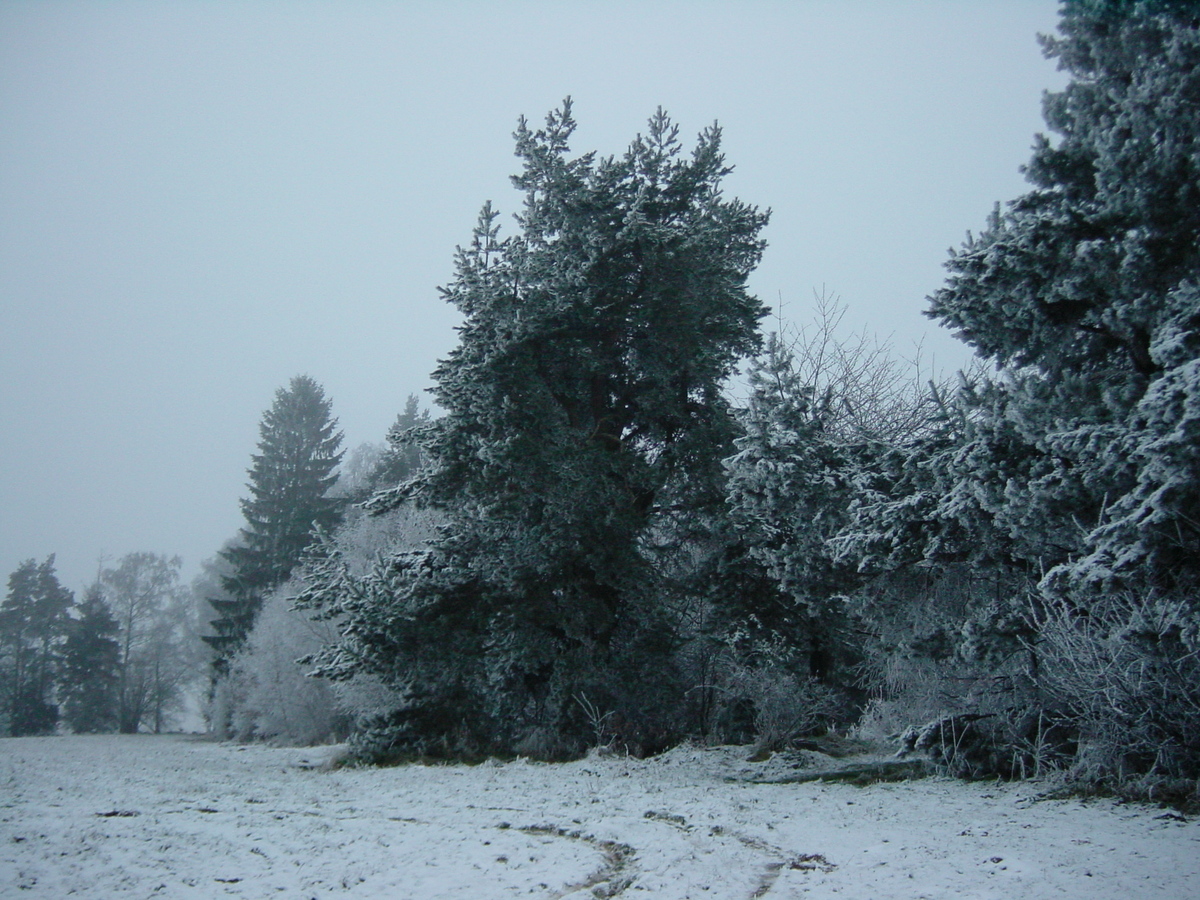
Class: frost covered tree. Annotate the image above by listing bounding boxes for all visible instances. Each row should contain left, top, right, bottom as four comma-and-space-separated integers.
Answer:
206, 375, 345, 673
853, 0, 1200, 784
304, 101, 768, 758
59, 586, 121, 733
366, 394, 431, 496
219, 586, 346, 745
0, 556, 72, 735
926, 0, 1200, 602
221, 502, 441, 745
101, 553, 198, 734
720, 294, 944, 708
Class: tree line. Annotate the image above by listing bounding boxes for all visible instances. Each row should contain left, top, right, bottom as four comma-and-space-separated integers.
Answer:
5, 0, 1197, 803
0, 376, 427, 739
0, 553, 198, 735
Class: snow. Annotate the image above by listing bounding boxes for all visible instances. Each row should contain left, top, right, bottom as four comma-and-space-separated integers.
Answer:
2, 735, 1197, 899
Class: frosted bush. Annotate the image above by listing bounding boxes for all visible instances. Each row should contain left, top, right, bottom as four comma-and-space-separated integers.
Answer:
1034, 594, 1200, 785
718, 661, 840, 752
224, 588, 346, 745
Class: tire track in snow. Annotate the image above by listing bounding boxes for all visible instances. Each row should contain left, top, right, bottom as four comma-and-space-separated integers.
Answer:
643, 808, 836, 898
518, 824, 636, 898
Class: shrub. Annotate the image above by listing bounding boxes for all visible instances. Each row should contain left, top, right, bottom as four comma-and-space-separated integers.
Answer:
1034, 594, 1200, 788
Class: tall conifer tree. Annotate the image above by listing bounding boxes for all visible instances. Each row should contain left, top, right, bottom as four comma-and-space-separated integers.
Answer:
206, 375, 344, 672
925, 0, 1200, 600
303, 102, 768, 757
59, 586, 121, 733
0, 556, 72, 735
830, 0, 1200, 784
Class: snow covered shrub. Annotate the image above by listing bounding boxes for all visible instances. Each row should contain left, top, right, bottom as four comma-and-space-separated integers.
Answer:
841, 564, 1078, 777
1034, 594, 1200, 788
719, 662, 841, 753
853, 658, 970, 743
897, 708, 1075, 780
224, 587, 347, 745
698, 632, 845, 751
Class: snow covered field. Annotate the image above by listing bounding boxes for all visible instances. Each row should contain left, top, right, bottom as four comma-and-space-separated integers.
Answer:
1, 735, 1196, 899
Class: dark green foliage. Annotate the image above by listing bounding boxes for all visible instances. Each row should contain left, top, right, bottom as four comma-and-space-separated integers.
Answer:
857, 0, 1200, 786
59, 586, 121, 733
926, 0, 1200, 601
0, 557, 72, 736
303, 101, 768, 758
206, 375, 345, 672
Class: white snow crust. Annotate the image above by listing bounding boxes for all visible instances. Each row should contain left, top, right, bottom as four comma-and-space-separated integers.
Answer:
2, 734, 1197, 898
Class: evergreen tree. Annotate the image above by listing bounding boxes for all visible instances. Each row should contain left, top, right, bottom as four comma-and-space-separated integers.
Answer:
303, 101, 768, 758
723, 334, 862, 682
722, 299, 946, 691
853, 0, 1200, 783
0, 556, 72, 735
926, 0, 1200, 602
59, 586, 121, 733
364, 394, 431, 498
205, 375, 344, 672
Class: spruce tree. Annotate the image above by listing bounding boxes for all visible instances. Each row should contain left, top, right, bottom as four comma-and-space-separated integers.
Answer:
205, 375, 344, 672
926, 0, 1200, 600
303, 102, 768, 757
365, 394, 430, 497
59, 586, 121, 733
0, 556, 72, 735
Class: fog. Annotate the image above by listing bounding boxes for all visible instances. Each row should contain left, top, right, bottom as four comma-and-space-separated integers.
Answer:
0, 1, 1064, 593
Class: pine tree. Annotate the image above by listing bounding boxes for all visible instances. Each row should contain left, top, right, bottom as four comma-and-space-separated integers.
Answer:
205, 375, 344, 672
926, 0, 1200, 601
0, 556, 72, 735
59, 586, 121, 733
886, 0, 1200, 782
303, 101, 768, 758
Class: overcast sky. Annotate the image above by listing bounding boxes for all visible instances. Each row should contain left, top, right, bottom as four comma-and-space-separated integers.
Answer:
1, 1, 1066, 593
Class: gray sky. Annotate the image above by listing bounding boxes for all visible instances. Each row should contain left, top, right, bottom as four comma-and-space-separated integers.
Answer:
1, 1, 1065, 594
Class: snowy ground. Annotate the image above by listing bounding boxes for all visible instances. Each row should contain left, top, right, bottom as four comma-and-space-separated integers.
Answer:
2, 735, 1197, 899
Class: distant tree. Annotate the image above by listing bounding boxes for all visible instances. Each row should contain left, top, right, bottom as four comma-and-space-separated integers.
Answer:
205, 375, 345, 673
367, 394, 431, 495
333, 442, 385, 501
0, 556, 72, 735
59, 586, 121, 733
304, 101, 768, 758
101, 552, 195, 734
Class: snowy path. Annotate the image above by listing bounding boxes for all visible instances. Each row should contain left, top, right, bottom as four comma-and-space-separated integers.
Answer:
1, 735, 1196, 899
